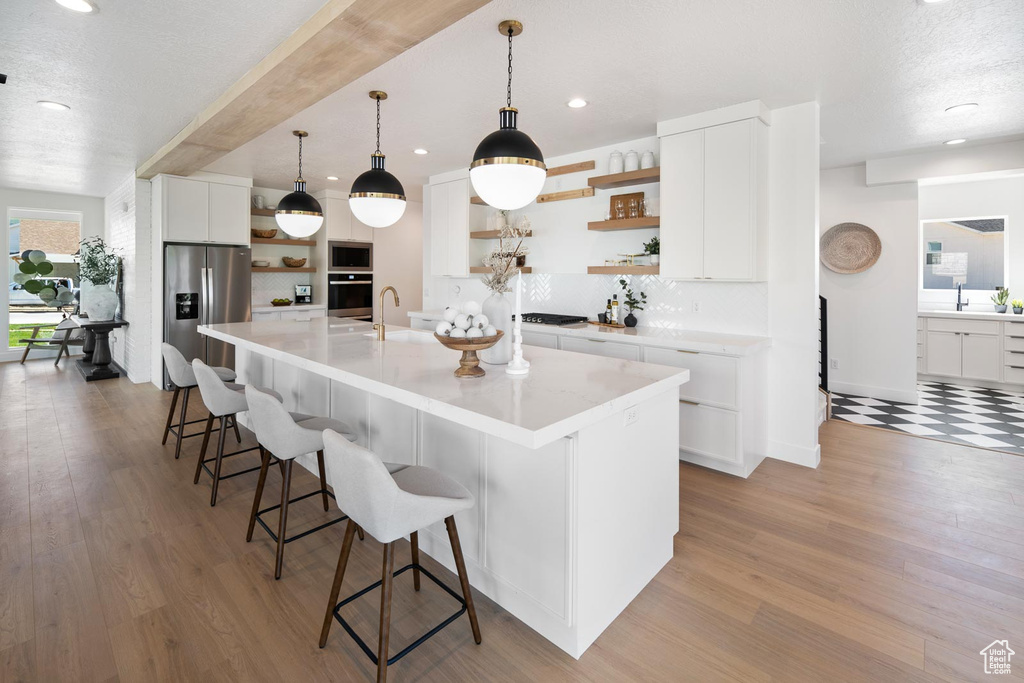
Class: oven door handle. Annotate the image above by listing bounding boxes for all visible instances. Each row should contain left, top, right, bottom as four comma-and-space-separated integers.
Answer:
329, 281, 368, 285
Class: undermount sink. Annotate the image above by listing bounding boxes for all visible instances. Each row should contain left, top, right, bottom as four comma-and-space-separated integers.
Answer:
364, 329, 436, 345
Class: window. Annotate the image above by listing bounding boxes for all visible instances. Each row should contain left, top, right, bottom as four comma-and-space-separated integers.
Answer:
921, 218, 1005, 291
7, 209, 81, 350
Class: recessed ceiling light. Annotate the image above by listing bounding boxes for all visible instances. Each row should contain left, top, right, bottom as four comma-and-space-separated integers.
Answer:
918, 0, 951, 4
413, 148, 429, 155
567, 98, 588, 109
37, 100, 70, 111
944, 102, 979, 114
55, 0, 97, 13
326, 176, 339, 181
944, 138, 967, 145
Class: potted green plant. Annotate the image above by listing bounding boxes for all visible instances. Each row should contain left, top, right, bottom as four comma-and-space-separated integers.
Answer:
643, 236, 660, 266
1012, 299, 1023, 315
78, 237, 121, 321
618, 278, 647, 328
991, 287, 1009, 314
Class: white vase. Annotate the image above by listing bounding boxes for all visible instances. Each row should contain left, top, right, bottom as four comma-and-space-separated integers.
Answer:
624, 150, 639, 172
82, 281, 118, 321
650, 254, 660, 266
480, 291, 512, 365
609, 150, 624, 174
641, 151, 656, 169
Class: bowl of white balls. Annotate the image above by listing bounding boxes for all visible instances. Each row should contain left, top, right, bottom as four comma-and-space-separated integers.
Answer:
433, 301, 503, 378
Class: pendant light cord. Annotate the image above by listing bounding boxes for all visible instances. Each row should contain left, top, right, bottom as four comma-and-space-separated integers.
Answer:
375, 95, 382, 154
506, 27, 514, 107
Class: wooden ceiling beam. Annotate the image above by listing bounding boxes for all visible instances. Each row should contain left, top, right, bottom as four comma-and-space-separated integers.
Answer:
137, 0, 488, 179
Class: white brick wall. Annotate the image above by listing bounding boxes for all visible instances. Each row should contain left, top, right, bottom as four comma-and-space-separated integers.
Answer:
104, 174, 152, 383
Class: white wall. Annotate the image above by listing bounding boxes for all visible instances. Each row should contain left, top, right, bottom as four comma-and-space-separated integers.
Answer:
766, 102, 821, 468
103, 174, 153, 383
820, 165, 918, 403
373, 201, 423, 325
867, 140, 1024, 186
1, 186, 104, 363
919, 175, 1024, 307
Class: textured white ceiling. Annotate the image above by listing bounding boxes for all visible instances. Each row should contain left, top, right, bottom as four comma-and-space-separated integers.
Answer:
0, 0, 327, 197
205, 0, 1024, 198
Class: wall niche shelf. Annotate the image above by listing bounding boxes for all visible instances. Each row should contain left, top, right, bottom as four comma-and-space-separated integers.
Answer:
469, 229, 533, 239
250, 208, 276, 217
588, 217, 660, 232
252, 266, 316, 273
470, 266, 532, 274
587, 265, 659, 275
251, 237, 317, 246
587, 167, 661, 190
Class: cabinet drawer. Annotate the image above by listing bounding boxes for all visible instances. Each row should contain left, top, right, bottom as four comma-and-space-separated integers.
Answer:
643, 346, 739, 410
1005, 322, 1024, 339
678, 401, 740, 464
1004, 351, 1024, 369
558, 336, 640, 361
917, 317, 925, 331
927, 318, 1000, 335
917, 342, 925, 359
308, 309, 326, 319
1006, 335, 1024, 352
917, 357, 926, 374
916, 329, 925, 344
521, 330, 558, 349
1005, 366, 1024, 385
252, 312, 279, 322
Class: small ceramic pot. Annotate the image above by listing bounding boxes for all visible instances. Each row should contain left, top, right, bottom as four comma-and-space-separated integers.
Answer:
1014, 307, 1022, 314
996, 305, 1008, 313
609, 151, 624, 174
640, 151, 656, 169
649, 254, 660, 266
624, 313, 638, 328
624, 150, 639, 172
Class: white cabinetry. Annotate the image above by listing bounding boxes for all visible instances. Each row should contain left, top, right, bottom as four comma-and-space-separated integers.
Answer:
559, 337, 641, 361
154, 174, 251, 244
920, 315, 1002, 383
324, 195, 373, 242
427, 178, 470, 277
658, 114, 768, 281
251, 307, 326, 322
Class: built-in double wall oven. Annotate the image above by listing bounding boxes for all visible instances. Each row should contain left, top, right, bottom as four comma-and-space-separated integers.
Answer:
328, 241, 373, 320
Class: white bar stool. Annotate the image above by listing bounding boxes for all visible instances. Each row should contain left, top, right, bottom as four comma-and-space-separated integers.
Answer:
191, 358, 282, 506
318, 429, 480, 683
160, 343, 237, 460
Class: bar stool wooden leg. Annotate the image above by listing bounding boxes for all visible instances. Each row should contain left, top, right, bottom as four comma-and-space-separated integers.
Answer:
194, 414, 215, 484
316, 450, 329, 512
274, 459, 294, 579
173, 387, 191, 460
231, 415, 242, 443
210, 416, 228, 507
162, 386, 180, 445
376, 541, 396, 683
410, 531, 421, 591
247, 447, 272, 542
445, 516, 481, 644
319, 520, 358, 648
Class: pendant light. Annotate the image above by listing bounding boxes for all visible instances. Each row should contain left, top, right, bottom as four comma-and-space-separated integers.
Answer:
349, 91, 406, 228
470, 20, 546, 211
275, 131, 324, 238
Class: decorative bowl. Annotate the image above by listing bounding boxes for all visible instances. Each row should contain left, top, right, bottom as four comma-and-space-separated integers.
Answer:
282, 257, 307, 268
271, 299, 292, 307
252, 260, 270, 268
434, 330, 505, 378
252, 228, 278, 239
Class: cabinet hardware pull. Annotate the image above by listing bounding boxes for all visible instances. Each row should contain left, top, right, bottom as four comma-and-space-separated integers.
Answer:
1010, 366, 1024, 370
963, 333, 970, 336
588, 339, 606, 343
676, 349, 699, 354
679, 399, 699, 406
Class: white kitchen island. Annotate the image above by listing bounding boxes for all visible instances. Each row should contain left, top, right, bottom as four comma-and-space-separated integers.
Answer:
198, 317, 689, 658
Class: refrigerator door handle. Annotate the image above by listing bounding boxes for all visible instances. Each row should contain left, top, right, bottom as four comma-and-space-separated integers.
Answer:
200, 267, 209, 325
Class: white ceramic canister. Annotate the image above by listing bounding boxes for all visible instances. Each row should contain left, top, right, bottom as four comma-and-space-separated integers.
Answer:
640, 151, 655, 169
624, 150, 639, 172
609, 150, 624, 175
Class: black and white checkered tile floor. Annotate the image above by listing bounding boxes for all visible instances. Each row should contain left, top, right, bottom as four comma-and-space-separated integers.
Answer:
831, 381, 1024, 454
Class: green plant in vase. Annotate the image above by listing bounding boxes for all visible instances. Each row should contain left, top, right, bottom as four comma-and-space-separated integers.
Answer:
992, 287, 1010, 313
1012, 299, 1023, 314
643, 236, 660, 266
78, 236, 121, 321
618, 278, 647, 328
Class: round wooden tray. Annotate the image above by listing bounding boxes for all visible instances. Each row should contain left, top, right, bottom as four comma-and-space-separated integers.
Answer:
434, 330, 504, 378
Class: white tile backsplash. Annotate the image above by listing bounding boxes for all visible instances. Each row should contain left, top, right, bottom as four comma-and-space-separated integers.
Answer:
252, 272, 315, 307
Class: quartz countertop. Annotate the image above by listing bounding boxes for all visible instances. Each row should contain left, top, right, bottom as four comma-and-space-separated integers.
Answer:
918, 309, 1024, 323
409, 311, 771, 356
199, 318, 689, 449
251, 303, 326, 313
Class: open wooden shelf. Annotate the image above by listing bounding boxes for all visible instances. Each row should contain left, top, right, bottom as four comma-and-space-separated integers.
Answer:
251, 208, 276, 217
588, 217, 660, 232
587, 265, 658, 275
471, 187, 595, 206
546, 160, 595, 177
469, 266, 532, 274
251, 238, 317, 246
469, 230, 533, 239
587, 167, 660, 190
251, 266, 316, 273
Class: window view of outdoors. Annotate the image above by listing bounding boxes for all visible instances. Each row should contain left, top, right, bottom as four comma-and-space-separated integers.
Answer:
8, 214, 81, 349
922, 218, 1005, 291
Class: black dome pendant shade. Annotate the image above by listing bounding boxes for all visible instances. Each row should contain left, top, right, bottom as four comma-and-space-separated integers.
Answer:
471, 106, 545, 171
276, 130, 323, 223
349, 91, 406, 228
350, 152, 406, 199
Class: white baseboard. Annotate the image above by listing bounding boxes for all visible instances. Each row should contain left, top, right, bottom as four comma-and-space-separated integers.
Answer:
767, 439, 821, 469
829, 380, 917, 404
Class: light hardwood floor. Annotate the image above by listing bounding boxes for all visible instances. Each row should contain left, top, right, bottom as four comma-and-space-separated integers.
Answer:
1, 359, 1023, 682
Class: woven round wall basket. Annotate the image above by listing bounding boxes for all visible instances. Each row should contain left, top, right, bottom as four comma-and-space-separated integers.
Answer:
820, 222, 882, 274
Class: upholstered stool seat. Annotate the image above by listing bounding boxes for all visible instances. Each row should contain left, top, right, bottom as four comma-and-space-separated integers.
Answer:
160, 343, 238, 460
318, 429, 480, 682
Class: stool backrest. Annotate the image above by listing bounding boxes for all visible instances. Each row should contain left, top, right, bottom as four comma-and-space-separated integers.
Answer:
323, 429, 401, 541
244, 384, 300, 457
161, 343, 196, 387
192, 358, 243, 417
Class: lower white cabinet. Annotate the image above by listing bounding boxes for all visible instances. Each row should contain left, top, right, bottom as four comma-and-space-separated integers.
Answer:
677, 402, 741, 465
961, 333, 1001, 381
520, 330, 559, 349
925, 330, 962, 378
559, 337, 641, 361
920, 316, 1004, 383
251, 307, 326, 322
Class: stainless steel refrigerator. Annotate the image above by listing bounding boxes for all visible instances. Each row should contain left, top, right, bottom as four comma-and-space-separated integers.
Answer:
163, 244, 251, 390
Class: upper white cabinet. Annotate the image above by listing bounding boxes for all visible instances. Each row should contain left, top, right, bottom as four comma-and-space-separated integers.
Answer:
428, 178, 470, 278
658, 105, 769, 281
324, 195, 373, 242
154, 174, 251, 244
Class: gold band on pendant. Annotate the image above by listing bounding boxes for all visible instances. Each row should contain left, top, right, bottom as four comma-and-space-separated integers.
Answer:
275, 209, 323, 217
349, 192, 406, 201
470, 157, 547, 170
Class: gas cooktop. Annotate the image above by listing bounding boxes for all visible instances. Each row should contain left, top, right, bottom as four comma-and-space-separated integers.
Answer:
515, 313, 589, 326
